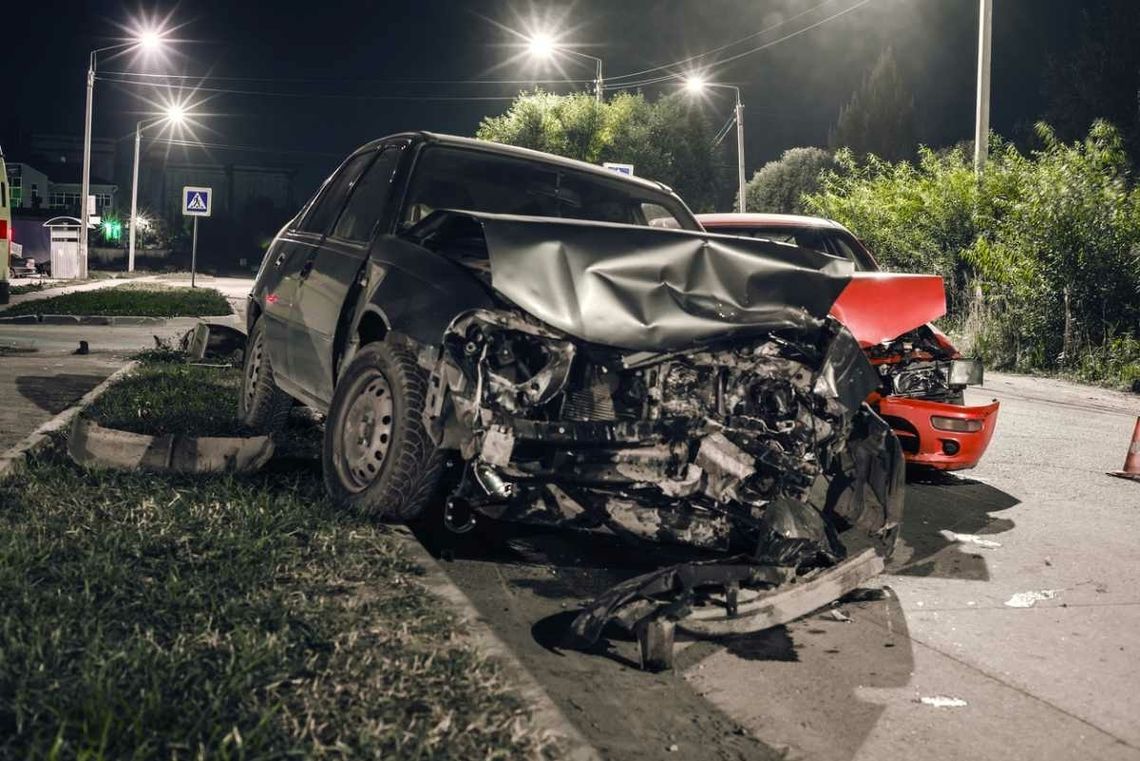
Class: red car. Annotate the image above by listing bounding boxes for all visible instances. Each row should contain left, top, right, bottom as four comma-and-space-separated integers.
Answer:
696, 213, 999, 471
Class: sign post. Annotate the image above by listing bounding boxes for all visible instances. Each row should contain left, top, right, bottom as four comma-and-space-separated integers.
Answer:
181, 186, 212, 288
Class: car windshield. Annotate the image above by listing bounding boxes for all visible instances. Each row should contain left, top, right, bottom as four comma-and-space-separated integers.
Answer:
711, 225, 879, 272
402, 144, 699, 231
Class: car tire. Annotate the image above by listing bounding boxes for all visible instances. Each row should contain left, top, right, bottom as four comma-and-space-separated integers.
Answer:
322, 341, 443, 521
238, 316, 293, 433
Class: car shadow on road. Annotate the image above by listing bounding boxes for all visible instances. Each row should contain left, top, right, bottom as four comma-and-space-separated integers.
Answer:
889, 467, 1021, 581
15, 374, 110, 414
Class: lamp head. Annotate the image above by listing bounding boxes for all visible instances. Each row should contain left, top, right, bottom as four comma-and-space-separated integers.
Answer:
527, 32, 557, 59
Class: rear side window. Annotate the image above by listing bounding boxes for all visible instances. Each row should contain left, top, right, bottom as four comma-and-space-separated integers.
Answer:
298, 152, 374, 235
331, 147, 401, 243
1, 182, 7, 208
714, 226, 828, 253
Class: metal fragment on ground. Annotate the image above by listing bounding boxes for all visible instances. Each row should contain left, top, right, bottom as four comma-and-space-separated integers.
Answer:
940, 530, 1003, 549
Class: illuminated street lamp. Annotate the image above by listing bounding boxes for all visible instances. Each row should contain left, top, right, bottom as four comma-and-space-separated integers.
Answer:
526, 33, 604, 104
684, 75, 748, 213
129, 101, 189, 272
80, 23, 170, 277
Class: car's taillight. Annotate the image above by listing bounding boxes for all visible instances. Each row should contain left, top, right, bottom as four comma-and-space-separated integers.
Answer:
0, 220, 7, 240
931, 416, 983, 433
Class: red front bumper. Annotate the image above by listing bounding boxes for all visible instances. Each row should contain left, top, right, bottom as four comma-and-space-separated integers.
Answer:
877, 396, 1000, 471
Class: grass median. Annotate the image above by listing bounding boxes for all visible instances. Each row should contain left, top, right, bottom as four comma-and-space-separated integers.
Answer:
0, 357, 546, 759
2, 283, 230, 318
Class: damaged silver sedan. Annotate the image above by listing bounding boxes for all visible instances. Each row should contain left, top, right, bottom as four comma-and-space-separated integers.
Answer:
243, 134, 904, 668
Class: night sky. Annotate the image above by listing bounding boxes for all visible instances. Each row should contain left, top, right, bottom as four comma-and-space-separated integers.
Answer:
8, 0, 1084, 201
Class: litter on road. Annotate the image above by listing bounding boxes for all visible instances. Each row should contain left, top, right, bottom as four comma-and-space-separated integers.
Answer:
1004, 590, 1060, 608
939, 530, 1003, 549
919, 696, 969, 708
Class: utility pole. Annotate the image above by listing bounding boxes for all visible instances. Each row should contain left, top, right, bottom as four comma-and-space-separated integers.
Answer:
735, 91, 747, 212
129, 123, 143, 272
79, 52, 95, 279
974, 0, 993, 174
595, 57, 604, 104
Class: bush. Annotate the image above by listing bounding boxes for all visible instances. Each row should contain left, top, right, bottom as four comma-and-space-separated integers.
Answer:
805, 121, 1140, 388
741, 147, 838, 214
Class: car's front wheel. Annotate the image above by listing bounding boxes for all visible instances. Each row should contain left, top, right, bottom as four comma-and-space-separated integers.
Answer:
239, 315, 293, 433
322, 342, 442, 520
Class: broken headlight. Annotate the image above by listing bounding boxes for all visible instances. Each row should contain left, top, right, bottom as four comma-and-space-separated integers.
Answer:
947, 358, 984, 386
444, 310, 576, 414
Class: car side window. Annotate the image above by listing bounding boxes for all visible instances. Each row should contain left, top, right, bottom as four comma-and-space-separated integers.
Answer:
331, 147, 401, 243
827, 233, 877, 271
297, 152, 374, 235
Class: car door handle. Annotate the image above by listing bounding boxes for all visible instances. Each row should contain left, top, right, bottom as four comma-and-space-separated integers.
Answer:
274, 252, 287, 267
299, 259, 315, 280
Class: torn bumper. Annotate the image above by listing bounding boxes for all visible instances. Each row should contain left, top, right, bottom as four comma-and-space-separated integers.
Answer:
878, 396, 999, 470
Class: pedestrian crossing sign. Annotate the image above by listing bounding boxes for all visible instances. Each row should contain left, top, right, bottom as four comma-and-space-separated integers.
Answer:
182, 186, 212, 217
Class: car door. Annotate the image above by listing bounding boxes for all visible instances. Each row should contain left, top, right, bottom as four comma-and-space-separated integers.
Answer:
273, 150, 377, 400
291, 143, 406, 404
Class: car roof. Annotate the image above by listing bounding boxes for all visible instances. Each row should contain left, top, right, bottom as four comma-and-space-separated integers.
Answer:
356, 132, 676, 195
696, 212, 847, 230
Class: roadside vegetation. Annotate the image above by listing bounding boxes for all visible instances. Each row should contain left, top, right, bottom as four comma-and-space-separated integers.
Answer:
2, 283, 231, 318
7, 283, 48, 296
0, 357, 545, 759
478, 90, 726, 211
85, 360, 253, 437
805, 121, 1140, 389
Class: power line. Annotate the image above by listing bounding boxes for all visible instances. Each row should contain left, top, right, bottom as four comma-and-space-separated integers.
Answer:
100, 75, 519, 100
100, 70, 593, 86
605, 0, 841, 82
603, 0, 874, 91
148, 137, 344, 157
100, 2, 874, 103
701, 0, 874, 72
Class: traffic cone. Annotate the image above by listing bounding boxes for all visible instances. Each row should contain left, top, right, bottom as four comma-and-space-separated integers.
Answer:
1108, 416, 1140, 482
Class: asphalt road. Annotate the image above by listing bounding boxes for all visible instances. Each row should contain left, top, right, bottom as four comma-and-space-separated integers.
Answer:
0, 275, 251, 452
3, 276, 1137, 759
418, 373, 1140, 761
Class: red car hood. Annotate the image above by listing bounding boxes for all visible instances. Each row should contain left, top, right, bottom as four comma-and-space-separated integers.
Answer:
830, 272, 947, 347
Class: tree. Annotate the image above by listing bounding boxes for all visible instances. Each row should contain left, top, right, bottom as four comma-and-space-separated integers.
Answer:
477, 91, 724, 211
829, 47, 916, 161
742, 147, 838, 214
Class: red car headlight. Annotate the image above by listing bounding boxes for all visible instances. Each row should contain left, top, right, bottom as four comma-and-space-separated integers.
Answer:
931, 416, 983, 432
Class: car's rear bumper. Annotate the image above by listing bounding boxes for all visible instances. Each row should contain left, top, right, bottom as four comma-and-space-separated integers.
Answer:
877, 396, 999, 471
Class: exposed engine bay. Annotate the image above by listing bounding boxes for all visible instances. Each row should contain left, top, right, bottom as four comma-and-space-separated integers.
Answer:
868, 325, 984, 405
418, 306, 904, 667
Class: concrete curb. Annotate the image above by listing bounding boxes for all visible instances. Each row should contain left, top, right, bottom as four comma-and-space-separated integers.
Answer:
0, 314, 231, 325
68, 418, 275, 473
390, 525, 601, 761
0, 361, 139, 482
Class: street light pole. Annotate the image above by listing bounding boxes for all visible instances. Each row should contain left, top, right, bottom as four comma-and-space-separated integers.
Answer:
684, 77, 748, 212
129, 121, 143, 272
79, 51, 96, 279
593, 56, 604, 104
526, 36, 604, 104
129, 106, 189, 272
80, 28, 168, 277
974, 0, 993, 174
733, 87, 747, 213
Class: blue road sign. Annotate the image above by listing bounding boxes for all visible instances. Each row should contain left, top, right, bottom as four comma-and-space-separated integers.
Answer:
182, 186, 212, 217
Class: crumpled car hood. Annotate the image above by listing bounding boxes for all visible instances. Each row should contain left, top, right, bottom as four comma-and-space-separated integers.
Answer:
466, 213, 856, 351
830, 272, 947, 347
